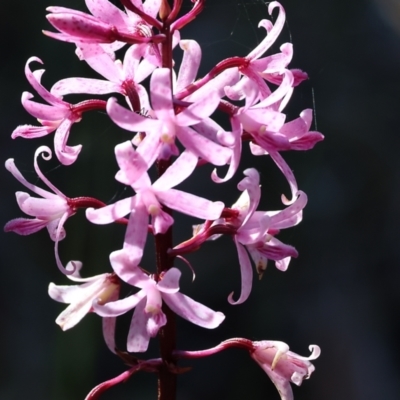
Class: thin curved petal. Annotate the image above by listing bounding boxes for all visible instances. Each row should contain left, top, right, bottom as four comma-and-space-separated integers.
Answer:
246, 2, 286, 61
109, 249, 150, 287
115, 141, 148, 185
127, 298, 151, 352
4, 217, 48, 236
54, 118, 82, 165
93, 291, 145, 317
86, 0, 129, 26
12, 123, 54, 139
107, 97, 157, 132
163, 292, 225, 329
52, 77, 119, 96
177, 126, 231, 166
86, 196, 134, 224
228, 240, 253, 305
153, 150, 197, 191
150, 68, 175, 120
25, 57, 67, 108
123, 200, 148, 265
176, 91, 220, 126
176, 40, 201, 91
157, 268, 181, 293
157, 189, 224, 220
21, 92, 67, 120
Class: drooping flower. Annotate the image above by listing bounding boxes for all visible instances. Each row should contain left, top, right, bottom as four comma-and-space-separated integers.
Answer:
49, 261, 120, 353
4, 146, 76, 273
228, 169, 306, 304
12, 58, 87, 165
250, 340, 321, 400
182, 169, 306, 305
93, 249, 225, 352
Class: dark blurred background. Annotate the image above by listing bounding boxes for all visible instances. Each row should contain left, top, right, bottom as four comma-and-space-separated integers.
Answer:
1, 0, 400, 399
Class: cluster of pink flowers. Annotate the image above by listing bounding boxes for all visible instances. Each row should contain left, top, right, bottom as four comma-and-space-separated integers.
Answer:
5, 1, 323, 399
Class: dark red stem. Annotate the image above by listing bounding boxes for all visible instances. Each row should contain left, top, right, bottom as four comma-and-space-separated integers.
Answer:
156, 17, 176, 399
119, 0, 163, 30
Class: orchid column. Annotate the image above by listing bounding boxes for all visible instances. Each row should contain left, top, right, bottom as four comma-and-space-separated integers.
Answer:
5, 1, 323, 399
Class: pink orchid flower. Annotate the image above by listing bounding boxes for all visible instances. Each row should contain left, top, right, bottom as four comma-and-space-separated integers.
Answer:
250, 340, 321, 400
86, 146, 224, 265
51, 43, 156, 111
4, 146, 76, 274
226, 73, 323, 202
228, 169, 307, 304
245, 2, 307, 91
49, 261, 120, 353
11, 58, 83, 165
92, 249, 225, 352
107, 68, 232, 166
45, 0, 163, 48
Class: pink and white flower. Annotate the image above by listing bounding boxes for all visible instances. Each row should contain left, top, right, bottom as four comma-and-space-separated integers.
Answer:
216, 169, 306, 304
86, 146, 224, 266
12, 58, 84, 165
93, 249, 225, 352
107, 68, 231, 165
51, 43, 156, 111
49, 261, 120, 353
4, 146, 75, 274
250, 340, 321, 400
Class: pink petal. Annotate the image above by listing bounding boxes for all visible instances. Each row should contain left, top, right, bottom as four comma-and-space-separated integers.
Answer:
177, 90, 220, 126
52, 77, 119, 96
16, 192, 68, 218
267, 191, 307, 228
24, 57, 67, 108
157, 189, 224, 220
107, 97, 158, 132
5, 158, 55, 199
153, 149, 197, 191
86, 196, 134, 223
157, 268, 181, 293
127, 298, 151, 352
4, 217, 48, 236
103, 315, 117, 354
109, 249, 150, 287
228, 240, 253, 305
162, 292, 225, 329
150, 68, 175, 120
123, 200, 149, 265
86, 0, 129, 27
54, 119, 82, 166
93, 291, 145, 317
246, 2, 286, 61
114, 141, 148, 185
21, 92, 67, 120
211, 118, 242, 183
176, 40, 201, 91
12, 123, 54, 139
177, 126, 231, 166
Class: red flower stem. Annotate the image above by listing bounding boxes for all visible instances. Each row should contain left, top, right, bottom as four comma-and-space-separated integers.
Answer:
156, 20, 177, 400
173, 338, 255, 359
119, 0, 162, 30
175, 57, 248, 100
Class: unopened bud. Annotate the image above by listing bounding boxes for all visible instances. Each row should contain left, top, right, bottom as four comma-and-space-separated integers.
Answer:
159, 0, 172, 21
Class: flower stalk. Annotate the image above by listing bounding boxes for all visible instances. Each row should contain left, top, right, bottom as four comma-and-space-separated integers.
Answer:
5, 1, 323, 399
